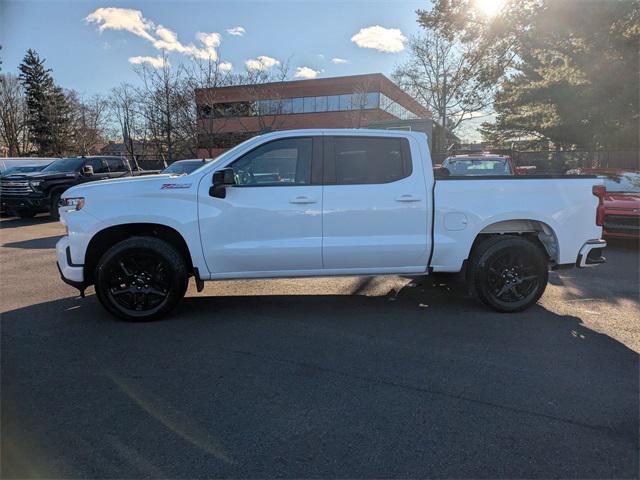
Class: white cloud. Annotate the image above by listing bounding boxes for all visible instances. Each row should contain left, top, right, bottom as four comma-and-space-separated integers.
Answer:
85, 7, 155, 42
86, 7, 223, 62
331, 57, 349, 64
226, 26, 246, 36
244, 55, 280, 71
128, 55, 168, 69
196, 32, 222, 48
317, 53, 325, 59
351, 25, 406, 53
294, 66, 320, 79
219, 61, 233, 72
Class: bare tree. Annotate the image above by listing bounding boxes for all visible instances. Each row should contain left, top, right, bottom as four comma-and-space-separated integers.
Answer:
0, 73, 29, 156
348, 78, 376, 128
393, 31, 495, 150
184, 56, 234, 158
108, 83, 145, 167
134, 52, 183, 162
234, 59, 291, 134
68, 92, 108, 155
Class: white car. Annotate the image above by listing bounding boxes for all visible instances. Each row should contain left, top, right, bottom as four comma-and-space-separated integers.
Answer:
56, 129, 606, 321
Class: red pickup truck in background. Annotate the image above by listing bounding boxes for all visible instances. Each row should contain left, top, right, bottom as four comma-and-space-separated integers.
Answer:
570, 169, 640, 239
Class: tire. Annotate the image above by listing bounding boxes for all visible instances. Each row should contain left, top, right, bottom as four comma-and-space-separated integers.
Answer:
16, 210, 36, 219
94, 236, 189, 321
50, 192, 61, 220
468, 235, 548, 313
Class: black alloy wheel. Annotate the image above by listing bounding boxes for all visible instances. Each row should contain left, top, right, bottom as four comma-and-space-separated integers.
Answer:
95, 237, 188, 321
470, 236, 548, 312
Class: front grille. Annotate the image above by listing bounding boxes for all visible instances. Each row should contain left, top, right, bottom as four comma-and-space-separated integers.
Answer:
604, 214, 640, 232
0, 180, 32, 196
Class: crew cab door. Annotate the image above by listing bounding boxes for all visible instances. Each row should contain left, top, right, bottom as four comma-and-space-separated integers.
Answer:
322, 135, 430, 272
198, 136, 323, 276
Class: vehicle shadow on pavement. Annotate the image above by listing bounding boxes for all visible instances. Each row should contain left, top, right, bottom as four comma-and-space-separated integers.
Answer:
2, 234, 63, 249
0, 215, 55, 229
549, 241, 639, 305
2, 281, 639, 479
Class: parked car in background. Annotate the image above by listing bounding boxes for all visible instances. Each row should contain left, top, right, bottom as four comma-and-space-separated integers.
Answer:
162, 159, 211, 176
0, 157, 57, 175
56, 129, 606, 321
442, 153, 515, 176
569, 169, 640, 239
1, 156, 160, 220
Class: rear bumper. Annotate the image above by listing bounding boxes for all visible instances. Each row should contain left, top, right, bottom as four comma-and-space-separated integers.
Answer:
56, 236, 85, 285
576, 239, 607, 268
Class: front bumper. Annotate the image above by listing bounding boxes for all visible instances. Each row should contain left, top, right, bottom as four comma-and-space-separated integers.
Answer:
576, 239, 607, 268
56, 236, 85, 285
1, 194, 48, 212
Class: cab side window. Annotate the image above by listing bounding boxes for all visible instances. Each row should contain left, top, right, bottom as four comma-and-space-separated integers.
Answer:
231, 138, 313, 186
106, 157, 128, 172
327, 136, 412, 185
88, 158, 108, 174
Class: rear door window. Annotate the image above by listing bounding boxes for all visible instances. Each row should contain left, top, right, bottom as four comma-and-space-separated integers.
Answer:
325, 136, 412, 185
88, 158, 109, 174
106, 157, 128, 172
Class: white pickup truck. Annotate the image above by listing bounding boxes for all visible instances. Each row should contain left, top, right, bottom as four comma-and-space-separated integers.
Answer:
56, 129, 607, 321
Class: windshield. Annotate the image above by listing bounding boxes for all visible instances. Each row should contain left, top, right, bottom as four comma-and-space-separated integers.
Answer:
42, 157, 84, 173
443, 157, 512, 176
162, 160, 206, 175
600, 172, 640, 193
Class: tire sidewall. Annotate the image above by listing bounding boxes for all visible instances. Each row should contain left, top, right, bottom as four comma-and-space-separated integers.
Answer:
94, 237, 188, 321
473, 237, 549, 313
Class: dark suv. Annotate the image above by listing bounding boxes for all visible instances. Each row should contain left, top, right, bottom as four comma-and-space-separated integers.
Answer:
0, 156, 156, 219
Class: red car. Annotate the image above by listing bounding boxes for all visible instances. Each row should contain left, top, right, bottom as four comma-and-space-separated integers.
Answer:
571, 169, 640, 239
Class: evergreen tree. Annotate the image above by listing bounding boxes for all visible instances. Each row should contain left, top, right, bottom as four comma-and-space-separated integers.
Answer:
421, 0, 640, 149
18, 49, 71, 155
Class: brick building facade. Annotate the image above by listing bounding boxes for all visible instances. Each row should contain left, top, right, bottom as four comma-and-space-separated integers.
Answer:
195, 73, 431, 158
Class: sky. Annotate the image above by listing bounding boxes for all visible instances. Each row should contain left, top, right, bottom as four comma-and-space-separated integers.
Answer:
1, 0, 484, 140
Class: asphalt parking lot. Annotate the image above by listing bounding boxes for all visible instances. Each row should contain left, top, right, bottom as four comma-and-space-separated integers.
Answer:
1, 215, 638, 479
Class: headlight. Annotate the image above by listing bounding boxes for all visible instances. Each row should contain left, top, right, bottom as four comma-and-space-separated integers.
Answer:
59, 197, 85, 211
29, 180, 42, 189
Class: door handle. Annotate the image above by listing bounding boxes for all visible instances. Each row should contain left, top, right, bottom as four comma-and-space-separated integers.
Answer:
289, 196, 316, 204
395, 194, 421, 202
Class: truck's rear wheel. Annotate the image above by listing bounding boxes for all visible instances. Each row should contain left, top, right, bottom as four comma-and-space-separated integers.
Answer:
469, 236, 548, 313
94, 236, 188, 321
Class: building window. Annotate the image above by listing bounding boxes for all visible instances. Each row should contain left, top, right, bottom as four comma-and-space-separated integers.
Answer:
292, 97, 304, 114
315, 96, 328, 112
204, 91, 419, 119
303, 96, 316, 113
327, 95, 340, 112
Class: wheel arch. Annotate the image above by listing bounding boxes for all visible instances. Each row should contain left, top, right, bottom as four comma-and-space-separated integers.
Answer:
470, 219, 560, 265
84, 223, 194, 284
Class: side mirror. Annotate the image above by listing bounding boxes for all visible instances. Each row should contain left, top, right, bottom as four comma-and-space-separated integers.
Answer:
433, 166, 450, 179
209, 167, 236, 198
81, 165, 94, 176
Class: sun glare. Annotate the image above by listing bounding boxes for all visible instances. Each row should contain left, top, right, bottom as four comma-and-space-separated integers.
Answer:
475, 0, 506, 18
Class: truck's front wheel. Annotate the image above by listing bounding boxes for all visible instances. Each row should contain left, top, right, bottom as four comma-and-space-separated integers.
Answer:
94, 236, 189, 321
469, 236, 548, 313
